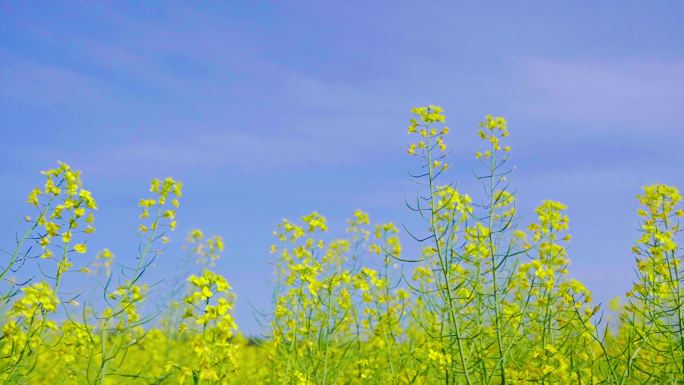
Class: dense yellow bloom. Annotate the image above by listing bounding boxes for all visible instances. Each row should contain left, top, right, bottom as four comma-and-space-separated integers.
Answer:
3, 107, 684, 385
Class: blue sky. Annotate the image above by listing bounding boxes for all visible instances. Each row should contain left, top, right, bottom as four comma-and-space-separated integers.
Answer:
1, 1, 683, 334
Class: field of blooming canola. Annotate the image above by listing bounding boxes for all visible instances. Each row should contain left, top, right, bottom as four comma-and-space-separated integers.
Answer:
2, 106, 683, 384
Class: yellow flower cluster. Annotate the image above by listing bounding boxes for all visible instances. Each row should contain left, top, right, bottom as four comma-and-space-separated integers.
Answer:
186, 229, 225, 267
107, 281, 147, 324
174, 269, 239, 383
475, 114, 511, 159
23, 162, 97, 287
10, 282, 59, 318
407, 105, 450, 173
139, 177, 182, 233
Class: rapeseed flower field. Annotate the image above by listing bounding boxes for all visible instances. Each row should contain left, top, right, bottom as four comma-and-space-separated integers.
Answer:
2, 106, 683, 384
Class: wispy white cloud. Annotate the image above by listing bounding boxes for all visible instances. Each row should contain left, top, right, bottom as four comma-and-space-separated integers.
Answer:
83, 118, 402, 177
0, 56, 104, 106
514, 58, 684, 128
